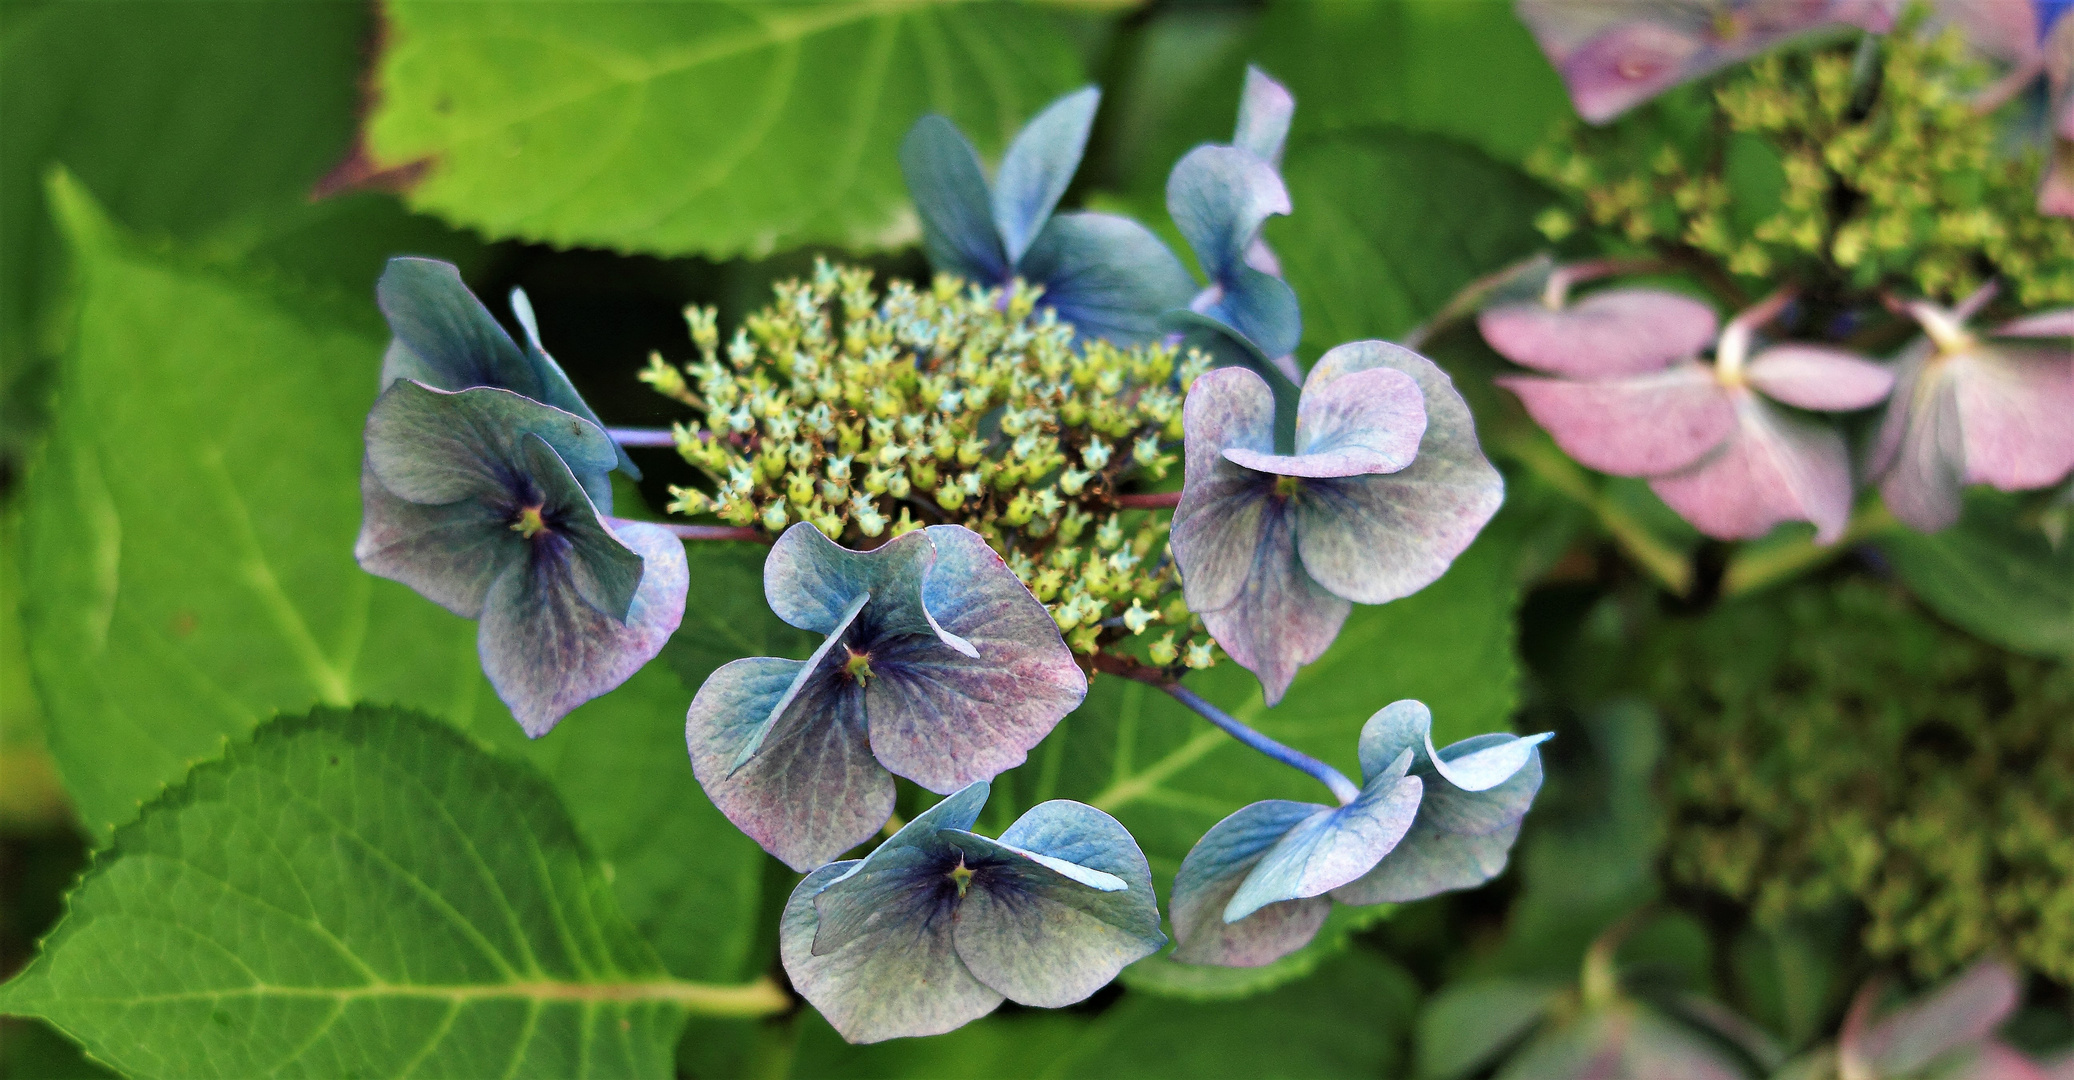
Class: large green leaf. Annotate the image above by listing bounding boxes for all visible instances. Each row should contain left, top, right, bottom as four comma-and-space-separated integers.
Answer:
364, 1, 1088, 258
785, 951, 1420, 1080
0, 707, 786, 1079
1274, 126, 1552, 352
994, 508, 1526, 997
19, 173, 771, 983
1879, 493, 2074, 660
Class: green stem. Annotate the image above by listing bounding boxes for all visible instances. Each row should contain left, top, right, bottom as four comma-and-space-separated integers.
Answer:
1501, 430, 1693, 596
1719, 502, 1898, 598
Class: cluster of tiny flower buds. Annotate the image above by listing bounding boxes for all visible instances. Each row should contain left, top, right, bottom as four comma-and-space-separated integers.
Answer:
1529, 20, 2074, 306
647, 258, 1217, 663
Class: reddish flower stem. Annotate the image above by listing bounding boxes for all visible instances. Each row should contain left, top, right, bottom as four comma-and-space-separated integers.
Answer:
1113, 491, 1182, 510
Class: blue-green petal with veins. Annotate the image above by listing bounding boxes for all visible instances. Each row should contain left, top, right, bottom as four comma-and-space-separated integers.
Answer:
356, 384, 683, 737
1166, 144, 1302, 360
1169, 800, 1333, 967
688, 525, 1081, 867
376, 256, 633, 495
1333, 701, 1549, 906
785, 784, 1161, 1043
1019, 211, 1196, 346
900, 87, 1189, 346
1222, 749, 1423, 922
944, 801, 1164, 1007
991, 86, 1099, 266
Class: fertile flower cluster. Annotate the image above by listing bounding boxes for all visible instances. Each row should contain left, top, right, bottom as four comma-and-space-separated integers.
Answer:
1528, 15, 2074, 305
650, 262, 1214, 661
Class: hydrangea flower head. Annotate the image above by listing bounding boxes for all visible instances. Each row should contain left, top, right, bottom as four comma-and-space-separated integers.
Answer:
900, 87, 1194, 345
355, 381, 687, 736
1169, 701, 1548, 968
1171, 341, 1503, 703
686, 523, 1086, 870
1516, 0, 1898, 124
1871, 291, 2074, 531
1494, 290, 1894, 542
377, 256, 638, 487
781, 780, 1163, 1043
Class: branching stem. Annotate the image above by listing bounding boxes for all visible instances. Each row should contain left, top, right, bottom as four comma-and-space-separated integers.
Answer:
607, 427, 679, 448
657, 523, 767, 542
1114, 491, 1182, 510
1164, 684, 1362, 805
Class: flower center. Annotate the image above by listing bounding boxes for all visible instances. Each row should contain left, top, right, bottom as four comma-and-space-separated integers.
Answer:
844, 647, 876, 686
947, 858, 975, 898
510, 505, 550, 539
1273, 475, 1302, 500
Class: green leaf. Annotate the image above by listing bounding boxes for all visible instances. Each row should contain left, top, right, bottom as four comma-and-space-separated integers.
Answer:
1274, 127, 1552, 352
786, 950, 1421, 1079
998, 510, 1525, 996
20, 173, 770, 984
0, 707, 787, 1079
1879, 493, 2074, 659
364, 1, 1088, 258
1416, 977, 1560, 1080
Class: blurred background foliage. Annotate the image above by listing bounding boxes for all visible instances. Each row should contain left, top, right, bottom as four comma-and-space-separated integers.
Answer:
0, 1, 2069, 1078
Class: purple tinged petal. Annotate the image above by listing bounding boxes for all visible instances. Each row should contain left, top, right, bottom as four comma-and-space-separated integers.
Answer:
992, 86, 1100, 266
1995, 308, 2074, 337
728, 591, 870, 774
944, 802, 1164, 1007
1292, 343, 1504, 605
900, 115, 1010, 284
1649, 391, 1858, 543
1478, 289, 1719, 377
479, 516, 686, 738
1743, 344, 1895, 411
1497, 363, 1734, 476
1875, 353, 1968, 532
354, 462, 520, 619
1550, 19, 1704, 124
1018, 211, 1197, 346
864, 526, 1084, 793
1330, 818, 1525, 906
1949, 347, 2074, 491
1198, 501, 1351, 706
1167, 145, 1291, 286
1356, 699, 1435, 784
811, 781, 990, 952
1223, 758, 1424, 922
1429, 730, 1555, 794
1169, 800, 1333, 967
1855, 960, 2021, 1075
1223, 366, 1426, 478
764, 523, 952, 646
514, 436, 643, 622
781, 861, 1003, 1045
1173, 367, 1277, 613
686, 657, 892, 871
1233, 65, 1294, 167
364, 381, 617, 511
1334, 732, 1544, 906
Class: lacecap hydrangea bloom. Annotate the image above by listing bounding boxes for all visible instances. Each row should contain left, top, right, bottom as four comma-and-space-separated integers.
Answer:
355, 382, 687, 736
1170, 341, 1503, 703
900, 87, 1193, 345
1170, 701, 1548, 967
1872, 289, 2074, 531
1492, 288, 1893, 543
686, 522, 1085, 870
781, 780, 1163, 1043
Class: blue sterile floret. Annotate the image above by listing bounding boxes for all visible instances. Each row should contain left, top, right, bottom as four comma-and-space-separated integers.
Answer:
1169, 701, 1550, 968
1170, 340, 1504, 703
685, 523, 1087, 870
377, 255, 640, 487
899, 87, 1195, 345
355, 381, 688, 737
1163, 66, 1305, 375
781, 780, 1165, 1043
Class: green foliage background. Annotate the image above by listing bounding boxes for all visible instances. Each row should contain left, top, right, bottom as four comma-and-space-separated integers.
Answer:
1, 2, 2068, 1078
